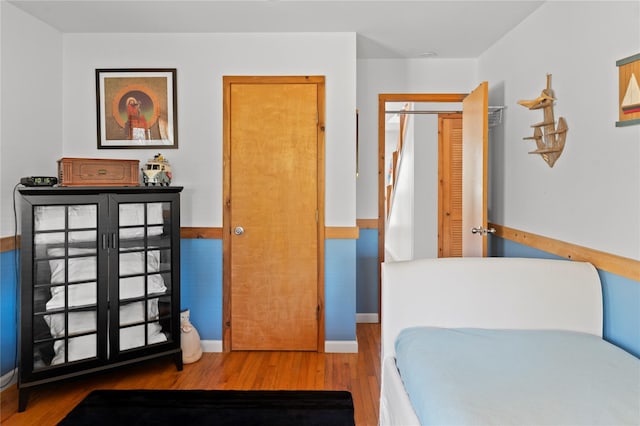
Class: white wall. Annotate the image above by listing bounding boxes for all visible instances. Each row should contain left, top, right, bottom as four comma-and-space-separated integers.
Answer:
1, 2, 63, 236
7, 1, 634, 263
385, 112, 440, 261
479, 1, 640, 260
61, 32, 356, 228
0, 11, 358, 234
413, 114, 439, 258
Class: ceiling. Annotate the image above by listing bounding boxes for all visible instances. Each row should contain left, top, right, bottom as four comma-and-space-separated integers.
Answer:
7, 0, 544, 59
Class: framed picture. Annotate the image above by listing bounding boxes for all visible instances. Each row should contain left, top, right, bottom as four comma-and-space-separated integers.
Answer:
616, 53, 640, 127
96, 68, 178, 148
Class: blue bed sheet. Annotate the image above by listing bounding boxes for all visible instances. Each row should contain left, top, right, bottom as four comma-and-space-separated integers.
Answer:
395, 328, 640, 425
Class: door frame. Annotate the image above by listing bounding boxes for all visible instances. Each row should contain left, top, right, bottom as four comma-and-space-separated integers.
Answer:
222, 75, 326, 352
377, 93, 467, 314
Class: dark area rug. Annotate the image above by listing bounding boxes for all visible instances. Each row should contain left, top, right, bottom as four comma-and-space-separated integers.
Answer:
58, 389, 355, 426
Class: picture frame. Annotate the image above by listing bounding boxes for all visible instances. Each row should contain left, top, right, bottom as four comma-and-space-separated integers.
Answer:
616, 53, 640, 127
96, 68, 178, 148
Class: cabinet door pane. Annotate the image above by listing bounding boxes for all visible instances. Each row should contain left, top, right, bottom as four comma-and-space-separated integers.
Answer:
34, 206, 65, 231
117, 200, 174, 352
32, 204, 100, 370
68, 205, 97, 229
119, 298, 167, 351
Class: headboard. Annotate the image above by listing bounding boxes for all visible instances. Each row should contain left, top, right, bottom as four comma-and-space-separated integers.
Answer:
381, 257, 602, 359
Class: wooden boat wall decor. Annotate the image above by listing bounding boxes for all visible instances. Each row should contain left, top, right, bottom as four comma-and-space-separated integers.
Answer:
616, 53, 640, 127
621, 72, 640, 115
518, 74, 568, 168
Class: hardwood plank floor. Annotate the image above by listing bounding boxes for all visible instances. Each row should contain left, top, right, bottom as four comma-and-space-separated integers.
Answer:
0, 323, 381, 425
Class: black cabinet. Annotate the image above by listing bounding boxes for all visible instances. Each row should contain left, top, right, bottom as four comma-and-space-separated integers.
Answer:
18, 186, 183, 411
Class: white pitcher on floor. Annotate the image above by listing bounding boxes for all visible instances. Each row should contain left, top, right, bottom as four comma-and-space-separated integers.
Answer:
180, 309, 203, 364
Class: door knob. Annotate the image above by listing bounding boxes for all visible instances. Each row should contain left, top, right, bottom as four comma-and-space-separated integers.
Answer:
471, 226, 496, 235
234, 226, 245, 236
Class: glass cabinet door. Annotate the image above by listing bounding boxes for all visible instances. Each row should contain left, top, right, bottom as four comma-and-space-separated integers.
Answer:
115, 200, 175, 354
31, 203, 103, 370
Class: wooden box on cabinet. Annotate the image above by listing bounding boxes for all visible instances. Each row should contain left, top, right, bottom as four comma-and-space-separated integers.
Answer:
57, 157, 140, 186
17, 186, 183, 412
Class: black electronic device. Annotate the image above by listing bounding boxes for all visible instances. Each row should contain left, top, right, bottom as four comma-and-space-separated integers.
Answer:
20, 176, 58, 187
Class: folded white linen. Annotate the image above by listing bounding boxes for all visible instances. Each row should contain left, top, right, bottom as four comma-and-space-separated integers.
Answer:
34, 203, 165, 244
49, 325, 167, 364
44, 300, 161, 337
46, 248, 166, 310
47, 300, 167, 365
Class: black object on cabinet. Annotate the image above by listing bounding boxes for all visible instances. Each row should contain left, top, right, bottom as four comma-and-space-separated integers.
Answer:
18, 186, 183, 412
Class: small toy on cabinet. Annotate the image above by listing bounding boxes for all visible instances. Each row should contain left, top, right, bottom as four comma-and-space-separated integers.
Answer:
142, 153, 172, 186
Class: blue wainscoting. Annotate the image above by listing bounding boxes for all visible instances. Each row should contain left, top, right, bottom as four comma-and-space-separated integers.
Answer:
1, 250, 18, 377
3, 234, 634, 375
180, 239, 223, 341
491, 237, 640, 358
600, 270, 640, 357
324, 239, 357, 341
356, 229, 379, 316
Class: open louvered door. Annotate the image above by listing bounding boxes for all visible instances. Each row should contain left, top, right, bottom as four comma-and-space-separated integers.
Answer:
438, 113, 463, 257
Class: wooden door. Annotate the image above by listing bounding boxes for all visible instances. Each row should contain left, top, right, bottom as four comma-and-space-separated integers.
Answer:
461, 81, 489, 256
223, 76, 325, 351
438, 114, 463, 257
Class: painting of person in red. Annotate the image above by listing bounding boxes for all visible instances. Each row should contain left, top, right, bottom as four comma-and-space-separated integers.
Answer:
126, 96, 148, 140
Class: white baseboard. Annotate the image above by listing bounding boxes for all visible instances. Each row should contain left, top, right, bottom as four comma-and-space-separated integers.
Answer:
200, 339, 359, 353
324, 340, 358, 353
1, 369, 17, 392
201, 340, 223, 352
356, 313, 379, 323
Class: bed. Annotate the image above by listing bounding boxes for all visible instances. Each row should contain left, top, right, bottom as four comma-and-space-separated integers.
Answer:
379, 257, 640, 425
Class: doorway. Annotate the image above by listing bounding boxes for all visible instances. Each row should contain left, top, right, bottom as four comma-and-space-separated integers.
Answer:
223, 76, 326, 351
378, 93, 466, 267
378, 83, 489, 309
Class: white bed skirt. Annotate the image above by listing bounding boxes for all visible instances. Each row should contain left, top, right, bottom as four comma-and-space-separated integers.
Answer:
379, 356, 420, 426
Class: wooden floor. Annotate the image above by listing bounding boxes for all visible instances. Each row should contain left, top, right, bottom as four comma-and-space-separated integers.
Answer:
0, 323, 381, 426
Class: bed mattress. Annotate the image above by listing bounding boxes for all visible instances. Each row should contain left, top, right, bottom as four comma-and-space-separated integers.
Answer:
394, 327, 640, 425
